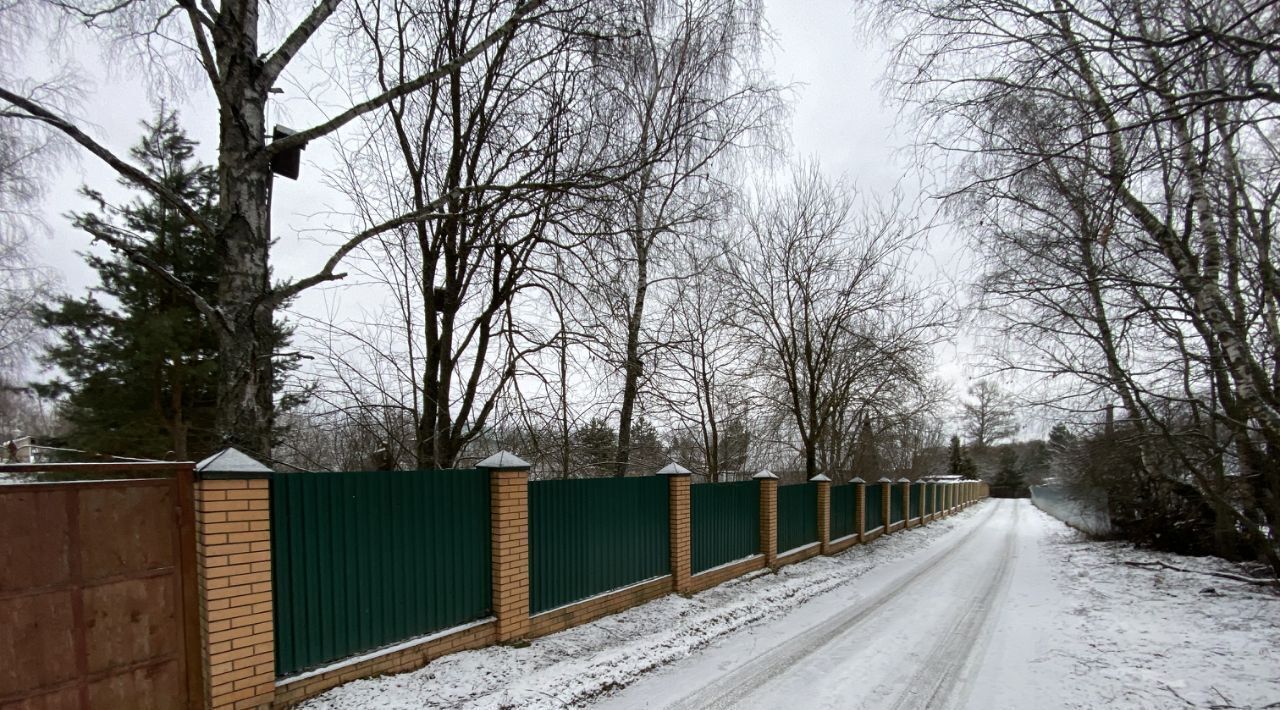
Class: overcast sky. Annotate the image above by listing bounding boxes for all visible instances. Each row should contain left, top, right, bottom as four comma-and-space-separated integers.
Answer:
23, 0, 989, 421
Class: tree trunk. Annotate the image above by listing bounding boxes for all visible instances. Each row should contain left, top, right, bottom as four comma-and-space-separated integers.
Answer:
615, 236, 650, 478
213, 1, 275, 457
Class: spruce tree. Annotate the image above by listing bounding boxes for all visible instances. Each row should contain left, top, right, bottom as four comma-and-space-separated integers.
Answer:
37, 111, 297, 461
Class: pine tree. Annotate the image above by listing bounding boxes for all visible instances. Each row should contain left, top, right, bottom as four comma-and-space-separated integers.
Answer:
36, 111, 299, 461
572, 417, 617, 477
948, 434, 977, 478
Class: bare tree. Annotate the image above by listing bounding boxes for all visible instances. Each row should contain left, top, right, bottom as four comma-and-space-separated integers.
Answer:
728, 164, 949, 478
571, 0, 782, 476
309, 0, 643, 468
961, 380, 1019, 450
1, 0, 578, 457
653, 239, 753, 480
870, 0, 1280, 570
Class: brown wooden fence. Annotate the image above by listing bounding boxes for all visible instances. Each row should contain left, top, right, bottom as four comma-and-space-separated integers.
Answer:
0, 463, 200, 710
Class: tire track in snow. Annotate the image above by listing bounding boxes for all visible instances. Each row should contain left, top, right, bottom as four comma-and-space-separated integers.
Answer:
668, 501, 1007, 710
885, 500, 1019, 710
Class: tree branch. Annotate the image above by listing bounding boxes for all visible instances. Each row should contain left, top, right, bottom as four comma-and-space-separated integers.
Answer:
86, 225, 232, 334
261, 0, 550, 161
260, 0, 345, 86
0, 87, 216, 238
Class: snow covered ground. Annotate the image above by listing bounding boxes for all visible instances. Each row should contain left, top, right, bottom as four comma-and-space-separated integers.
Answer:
301, 501, 1280, 710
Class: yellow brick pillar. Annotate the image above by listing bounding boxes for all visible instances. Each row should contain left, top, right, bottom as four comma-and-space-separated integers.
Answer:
899, 479, 913, 529
479, 451, 532, 643
755, 470, 779, 566
879, 478, 893, 533
851, 477, 867, 542
194, 448, 275, 710
812, 474, 831, 554
659, 463, 693, 594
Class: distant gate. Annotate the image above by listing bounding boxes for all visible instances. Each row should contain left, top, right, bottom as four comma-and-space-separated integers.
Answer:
0, 464, 200, 710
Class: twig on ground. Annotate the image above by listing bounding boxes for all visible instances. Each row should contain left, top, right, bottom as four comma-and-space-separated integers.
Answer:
1122, 560, 1279, 587
1160, 682, 1195, 706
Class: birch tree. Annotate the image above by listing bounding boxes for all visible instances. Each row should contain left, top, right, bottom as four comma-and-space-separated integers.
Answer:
574, 0, 782, 476
870, 0, 1280, 570
0, 0, 575, 457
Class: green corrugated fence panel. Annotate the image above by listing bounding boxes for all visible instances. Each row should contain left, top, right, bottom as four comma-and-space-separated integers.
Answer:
776, 482, 818, 553
271, 468, 491, 678
910, 483, 921, 518
927, 483, 936, 514
890, 485, 904, 524
529, 476, 670, 614
690, 480, 760, 574
865, 485, 884, 531
830, 484, 856, 539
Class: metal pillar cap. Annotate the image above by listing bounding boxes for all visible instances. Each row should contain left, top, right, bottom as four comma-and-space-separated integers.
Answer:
476, 451, 531, 470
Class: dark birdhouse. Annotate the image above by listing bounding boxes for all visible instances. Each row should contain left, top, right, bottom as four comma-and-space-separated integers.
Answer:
433, 286, 451, 313
271, 125, 307, 180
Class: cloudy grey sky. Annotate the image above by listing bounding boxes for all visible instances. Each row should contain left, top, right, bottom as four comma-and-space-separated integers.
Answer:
24, 0, 981, 399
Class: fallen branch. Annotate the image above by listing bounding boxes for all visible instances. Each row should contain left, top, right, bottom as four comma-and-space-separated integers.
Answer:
1122, 560, 1279, 588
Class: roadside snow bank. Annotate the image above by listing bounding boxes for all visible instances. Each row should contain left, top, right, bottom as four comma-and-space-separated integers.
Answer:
301, 506, 988, 710
1025, 505, 1280, 710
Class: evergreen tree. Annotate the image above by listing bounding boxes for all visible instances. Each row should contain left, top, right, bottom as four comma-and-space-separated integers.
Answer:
993, 446, 1025, 489
572, 417, 617, 477
948, 434, 977, 478
36, 111, 299, 461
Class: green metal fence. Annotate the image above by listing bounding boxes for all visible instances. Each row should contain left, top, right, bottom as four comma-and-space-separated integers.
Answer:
865, 484, 884, 531
830, 483, 856, 540
910, 482, 923, 518
529, 476, 670, 614
691, 480, 760, 573
271, 469, 491, 677
890, 485, 904, 524
776, 482, 818, 553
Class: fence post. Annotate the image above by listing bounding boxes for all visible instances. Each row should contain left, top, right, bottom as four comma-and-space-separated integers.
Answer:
812, 474, 831, 554
659, 463, 693, 594
193, 448, 276, 710
755, 470, 779, 567
479, 451, 532, 643
851, 477, 866, 542
879, 478, 893, 533
899, 479, 912, 529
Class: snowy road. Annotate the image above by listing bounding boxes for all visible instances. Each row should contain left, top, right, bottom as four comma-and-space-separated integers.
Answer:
593, 500, 1050, 710
305, 499, 1280, 710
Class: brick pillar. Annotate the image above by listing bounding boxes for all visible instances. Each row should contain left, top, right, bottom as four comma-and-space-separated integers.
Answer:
755, 470, 779, 566
851, 478, 866, 542
899, 479, 912, 529
659, 463, 693, 594
194, 448, 275, 710
879, 478, 893, 533
479, 451, 531, 643
812, 474, 831, 553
